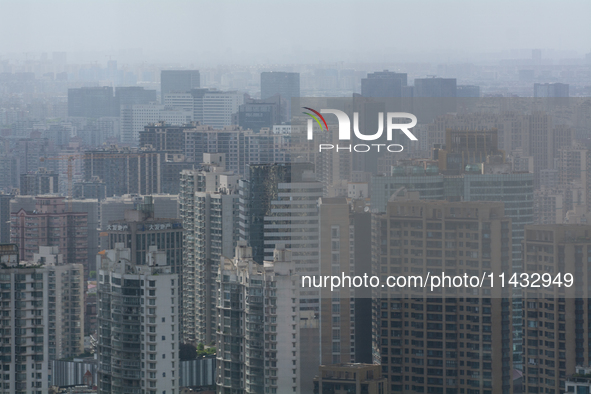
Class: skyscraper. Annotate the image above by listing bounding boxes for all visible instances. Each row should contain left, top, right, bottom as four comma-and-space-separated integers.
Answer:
521, 224, 591, 393
68, 86, 118, 118
19, 168, 58, 195
373, 195, 513, 393
10, 196, 89, 275
179, 154, 240, 344
97, 244, 180, 394
160, 70, 200, 103
0, 244, 84, 393
361, 70, 408, 97
260, 72, 300, 121
215, 243, 302, 394
238, 162, 315, 264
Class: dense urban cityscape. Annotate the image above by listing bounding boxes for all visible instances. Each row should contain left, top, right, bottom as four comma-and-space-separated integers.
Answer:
0, 1, 590, 394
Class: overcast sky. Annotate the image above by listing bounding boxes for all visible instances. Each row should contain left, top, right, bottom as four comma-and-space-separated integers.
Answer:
1, 0, 589, 63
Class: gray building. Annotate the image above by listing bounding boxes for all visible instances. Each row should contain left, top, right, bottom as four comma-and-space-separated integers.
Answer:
361, 70, 408, 97
68, 86, 117, 118
260, 71, 300, 120
19, 168, 58, 195
160, 70, 200, 103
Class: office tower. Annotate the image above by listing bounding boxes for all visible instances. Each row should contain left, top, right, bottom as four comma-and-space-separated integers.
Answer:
0, 193, 13, 243
237, 97, 281, 132
521, 225, 591, 394
534, 83, 570, 98
19, 167, 59, 195
414, 77, 457, 97
10, 195, 88, 274
184, 124, 290, 175
436, 129, 503, 175
104, 196, 183, 274
82, 147, 162, 196
99, 194, 179, 235
313, 364, 388, 394
120, 104, 193, 145
115, 86, 157, 110
216, 243, 302, 394
260, 72, 300, 120
68, 87, 118, 118
532, 49, 542, 64
374, 195, 513, 394
139, 122, 193, 153
97, 244, 180, 394
160, 69, 200, 103
166, 89, 244, 129
456, 85, 481, 98
179, 154, 239, 344
318, 198, 373, 365
0, 244, 84, 394
361, 70, 408, 97
238, 162, 316, 264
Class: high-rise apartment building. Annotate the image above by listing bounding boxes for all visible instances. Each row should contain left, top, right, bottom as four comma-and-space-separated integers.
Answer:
238, 162, 316, 264
10, 196, 88, 274
160, 70, 200, 103
215, 243, 301, 394
104, 196, 183, 274
120, 104, 193, 145
0, 244, 84, 394
373, 195, 514, 394
318, 198, 373, 365
260, 72, 300, 121
19, 168, 58, 195
179, 154, 239, 344
82, 147, 162, 196
521, 224, 591, 394
97, 244, 180, 394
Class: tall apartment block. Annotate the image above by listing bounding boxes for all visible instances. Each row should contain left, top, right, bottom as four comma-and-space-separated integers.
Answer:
521, 224, 591, 394
318, 198, 373, 365
82, 147, 162, 196
179, 153, 239, 344
373, 194, 513, 394
216, 243, 303, 394
160, 70, 200, 103
0, 244, 84, 394
19, 168, 58, 195
97, 244, 180, 394
0, 193, 13, 243
260, 72, 300, 121
10, 196, 88, 274
238, 162, 316, 265
104, 196, 183, 274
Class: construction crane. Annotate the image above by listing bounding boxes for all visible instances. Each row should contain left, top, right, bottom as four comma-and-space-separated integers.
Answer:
40, 154, 83, 211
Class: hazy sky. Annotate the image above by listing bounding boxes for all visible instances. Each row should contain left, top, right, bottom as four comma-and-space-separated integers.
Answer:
1, 0, 590, 63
